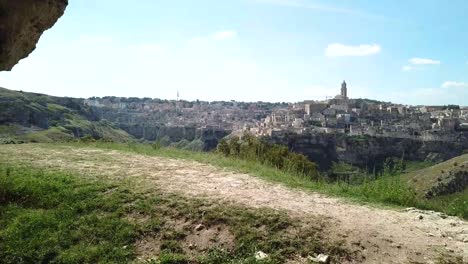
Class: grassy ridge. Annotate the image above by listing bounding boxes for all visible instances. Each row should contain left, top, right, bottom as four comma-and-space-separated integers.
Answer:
0, 163, 354, 264
70, 142, 468, 219
0, 87, 133, 143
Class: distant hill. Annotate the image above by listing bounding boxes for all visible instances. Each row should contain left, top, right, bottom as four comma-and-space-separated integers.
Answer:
0, 87, 133, 143
404, 153, 468, 198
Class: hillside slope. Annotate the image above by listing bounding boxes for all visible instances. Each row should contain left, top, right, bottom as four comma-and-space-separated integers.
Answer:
0, 144, 466, 263
405, 154, 468, 198
0, 87, 133, 143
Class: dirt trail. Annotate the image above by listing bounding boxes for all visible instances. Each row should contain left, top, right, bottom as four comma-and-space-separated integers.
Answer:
1, 144, 467, 263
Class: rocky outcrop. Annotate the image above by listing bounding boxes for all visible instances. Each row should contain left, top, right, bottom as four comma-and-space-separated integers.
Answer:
425, 168, 468, 198
268, 132, 338, 170
334, 135, 468, 170
197, 128, 231, 151
119, 124, 230, 151
119, 124, 197, 142
0, 0, 68, 71
269, 132, 468, 171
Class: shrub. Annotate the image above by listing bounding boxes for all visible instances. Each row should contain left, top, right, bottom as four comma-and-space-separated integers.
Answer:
228, 136, 241, 157
80, 135, 96, 143
158, 136, 172, 147
216, 132, 319, 180
152, 140, 162, 150
216, 138, 230, 156
183, 139, 204, 152
171, 139, 190, 149
383, 157, 406, 176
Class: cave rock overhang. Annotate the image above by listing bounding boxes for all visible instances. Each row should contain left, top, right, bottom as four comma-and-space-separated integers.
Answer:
0, 0, 68, 71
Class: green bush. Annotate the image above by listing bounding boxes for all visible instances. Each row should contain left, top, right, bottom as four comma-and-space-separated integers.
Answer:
216, 133, 319, 180
383, 157, 406, 176
217, 138, 230, 156
183, 139, 204, 152
79, 135, 96, 143
152, 140, 162, 150
171, 139, 190, 149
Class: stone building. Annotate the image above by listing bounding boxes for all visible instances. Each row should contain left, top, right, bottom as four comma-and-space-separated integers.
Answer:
341, 80, 348, 99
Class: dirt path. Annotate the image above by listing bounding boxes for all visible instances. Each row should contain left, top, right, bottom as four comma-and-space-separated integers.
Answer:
1, 144, 467, 263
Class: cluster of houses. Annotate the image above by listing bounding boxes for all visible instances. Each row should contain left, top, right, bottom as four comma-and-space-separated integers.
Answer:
85, 82, 468, 143
251, 81, 468, 142
84, 97, 280, 131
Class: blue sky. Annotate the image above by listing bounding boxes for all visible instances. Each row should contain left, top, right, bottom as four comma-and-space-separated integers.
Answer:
1, 0, 467, 105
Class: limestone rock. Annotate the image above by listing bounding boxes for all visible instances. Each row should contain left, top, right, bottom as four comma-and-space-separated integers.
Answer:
0, 0, 68, 71
254, 251, 268, 260
308, 253, 330, 263
194, 224, 205, 231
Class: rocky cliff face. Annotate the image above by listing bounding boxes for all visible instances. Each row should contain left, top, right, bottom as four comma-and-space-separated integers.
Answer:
335, 135, 468, 170
269, 133, 468, 171
118, 123, 230, 151
269, 133, 338, 170
118, 124, 197, 142
197, 128, 231, 150
0, 0, 68, 70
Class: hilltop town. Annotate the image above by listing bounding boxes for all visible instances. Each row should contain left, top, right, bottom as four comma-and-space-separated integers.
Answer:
255, 81, 468, 142
85, 81, 468, 143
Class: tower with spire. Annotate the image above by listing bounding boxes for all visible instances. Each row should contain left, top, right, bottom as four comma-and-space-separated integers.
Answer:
341, 80, 348, 99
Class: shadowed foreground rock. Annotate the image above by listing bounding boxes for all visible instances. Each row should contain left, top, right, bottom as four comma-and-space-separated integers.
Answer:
0, 0, 68, 71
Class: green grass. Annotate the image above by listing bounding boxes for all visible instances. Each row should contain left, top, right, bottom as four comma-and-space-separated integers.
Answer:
0, 124, 18, 135
0, 87, 134, 143
68, 142, 468, 219
23, 126, 74, 143
0, 165, 136, 263
404, 153, 468, 193
0, 162, 353, 263
422, 189, 468, 217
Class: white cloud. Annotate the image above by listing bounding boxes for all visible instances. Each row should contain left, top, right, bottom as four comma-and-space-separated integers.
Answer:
402, 57, 440, 72
325, 43, 381, 57
402, 65, 413, 71
211, 31, 237, 41
408, 57, 440, 65
441, 81, 468, 89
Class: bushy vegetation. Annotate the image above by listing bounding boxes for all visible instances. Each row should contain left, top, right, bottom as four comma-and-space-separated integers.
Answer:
328, 157, 408, 184
216, 133, 319, 180
152, 137, 205, 152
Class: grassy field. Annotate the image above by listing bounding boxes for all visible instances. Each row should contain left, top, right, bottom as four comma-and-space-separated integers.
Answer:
0, 163, 355, 264
67, 142, 467, 219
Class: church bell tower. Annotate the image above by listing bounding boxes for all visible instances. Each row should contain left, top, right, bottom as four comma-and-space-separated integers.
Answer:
341, 80, 348, 99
